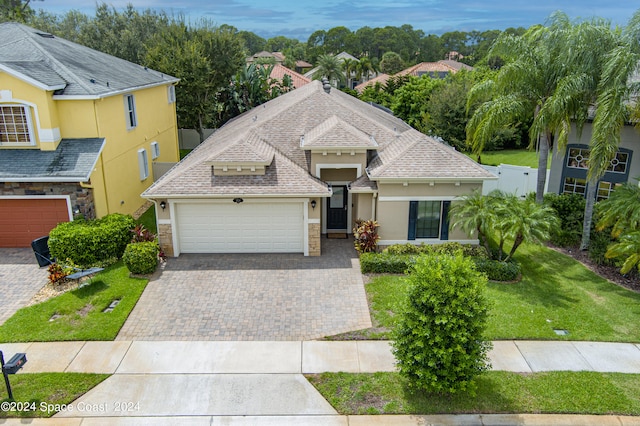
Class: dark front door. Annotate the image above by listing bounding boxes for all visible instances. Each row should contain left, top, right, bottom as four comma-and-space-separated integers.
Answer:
327, 186, 348, 230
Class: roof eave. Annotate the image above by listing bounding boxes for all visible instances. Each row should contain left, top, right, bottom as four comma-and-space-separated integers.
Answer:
142, 191, 331, 199
52, 78, 180, 100
0, 64, 66, 91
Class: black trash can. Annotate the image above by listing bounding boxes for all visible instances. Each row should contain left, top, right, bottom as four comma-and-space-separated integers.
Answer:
31, 236, 52, 267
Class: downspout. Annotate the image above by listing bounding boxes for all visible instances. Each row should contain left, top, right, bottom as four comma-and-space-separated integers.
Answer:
93, 98, 110, 214
371, 192, 377, 221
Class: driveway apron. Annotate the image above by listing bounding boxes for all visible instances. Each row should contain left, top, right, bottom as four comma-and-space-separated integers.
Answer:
0, 248, 47, 325
117, 238, 372, 341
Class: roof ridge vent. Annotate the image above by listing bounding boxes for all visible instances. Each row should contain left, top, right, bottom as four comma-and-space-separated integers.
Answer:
35, 32, 54, 38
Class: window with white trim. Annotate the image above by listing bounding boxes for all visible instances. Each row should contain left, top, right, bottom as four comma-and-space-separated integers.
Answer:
150, 141, 160, 159
566, 147, 629, 174
138, 148, 149, 180
0, 105, 34, 146
124, 94, 137, 129
168, 85, 176, 104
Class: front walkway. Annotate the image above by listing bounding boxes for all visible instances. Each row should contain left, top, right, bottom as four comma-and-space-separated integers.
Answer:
116, 238, 372, 341
0, 248, 47, 325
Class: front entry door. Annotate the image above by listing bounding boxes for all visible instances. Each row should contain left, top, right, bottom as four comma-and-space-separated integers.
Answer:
327, 186, 348, 230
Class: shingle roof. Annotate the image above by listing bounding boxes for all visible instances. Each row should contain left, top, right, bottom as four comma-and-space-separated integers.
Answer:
301, 115, 378, 149
0, 138, 104, 181
354, 73, 390, 93
0, 22, 178, 97
144, 80, 492, 198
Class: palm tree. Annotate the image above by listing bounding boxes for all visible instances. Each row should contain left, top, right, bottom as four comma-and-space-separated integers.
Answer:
580, 10, 640, 249
467, 13, 618, 205
342, 57, 357, 89
313, 54, 344, 87
356, 56, 374, 82
596, 183, 640, 273
449, 189, 498, 255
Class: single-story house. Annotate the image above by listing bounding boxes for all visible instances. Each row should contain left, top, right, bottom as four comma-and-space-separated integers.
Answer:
143, 80, 496, 256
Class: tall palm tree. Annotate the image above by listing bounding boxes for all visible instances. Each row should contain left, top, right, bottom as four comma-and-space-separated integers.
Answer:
580, 10, 640, 249
342, 57, 357, 89
313, 54, 344, 87
467, 13, 617, 205
356, 56, 374, 82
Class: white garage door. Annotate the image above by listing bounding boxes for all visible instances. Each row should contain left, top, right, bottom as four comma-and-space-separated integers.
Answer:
176, 202, 304, 253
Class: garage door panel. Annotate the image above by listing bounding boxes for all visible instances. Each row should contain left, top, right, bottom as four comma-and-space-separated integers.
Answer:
177, 202, 304, 253
0, 198, 70, 247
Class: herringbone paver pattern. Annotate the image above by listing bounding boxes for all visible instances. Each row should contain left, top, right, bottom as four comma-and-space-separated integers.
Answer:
0, 248, 47, 325
117, 238, 372, 341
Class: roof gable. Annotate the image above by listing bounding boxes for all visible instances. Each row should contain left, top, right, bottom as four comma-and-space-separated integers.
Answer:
301, 115, 378, 150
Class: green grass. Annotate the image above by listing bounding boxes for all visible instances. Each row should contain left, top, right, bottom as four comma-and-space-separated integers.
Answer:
307, 371, 640, 415
179, 149, 192, 159
0, 262, 148, 342
135, 204, 157, 234
0, 373, 109, 418
463, 149, 550, 169
362, 244, 640, 342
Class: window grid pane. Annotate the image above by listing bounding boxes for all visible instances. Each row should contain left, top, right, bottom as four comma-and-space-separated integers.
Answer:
0, 105, 31, 144
562, 177, 587, 195
416, 201, 440, 239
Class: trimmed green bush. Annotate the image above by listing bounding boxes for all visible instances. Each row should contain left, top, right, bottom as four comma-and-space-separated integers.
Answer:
472, 257, 521, 281
384, 242, 488, 258
49, 214, 135, 267
360, 252, 412, 274
392, 253, 491, 395
544, 193, 585, 247
123, 241, 159, 275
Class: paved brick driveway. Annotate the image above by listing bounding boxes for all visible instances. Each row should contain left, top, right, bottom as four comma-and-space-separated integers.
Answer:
0, 248, 47, 325
117, 238, 372, 341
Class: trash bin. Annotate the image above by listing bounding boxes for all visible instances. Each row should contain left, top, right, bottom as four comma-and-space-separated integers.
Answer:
31, 236, 52, 267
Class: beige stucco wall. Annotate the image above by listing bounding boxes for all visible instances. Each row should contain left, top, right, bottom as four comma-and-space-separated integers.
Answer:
353, 192, 374, 222
311, 152, 366, 177
376, 181, 482, 242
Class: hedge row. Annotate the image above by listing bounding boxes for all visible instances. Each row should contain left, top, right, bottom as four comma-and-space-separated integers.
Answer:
48, 213, 135, 267
360, 251, 520, 282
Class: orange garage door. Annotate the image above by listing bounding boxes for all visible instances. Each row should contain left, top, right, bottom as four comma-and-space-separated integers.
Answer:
0, 198, 70, 247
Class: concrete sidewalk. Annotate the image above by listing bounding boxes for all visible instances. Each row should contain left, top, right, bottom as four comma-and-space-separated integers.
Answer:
1, 340, 639, 424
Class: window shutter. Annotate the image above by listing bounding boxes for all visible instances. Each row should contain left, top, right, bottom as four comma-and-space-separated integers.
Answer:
440, 201, 451, 241
408, 201, 418, 240
138, 148, 148, 180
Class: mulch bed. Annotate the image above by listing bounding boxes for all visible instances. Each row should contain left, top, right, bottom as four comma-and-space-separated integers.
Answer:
550, 244, 640, 293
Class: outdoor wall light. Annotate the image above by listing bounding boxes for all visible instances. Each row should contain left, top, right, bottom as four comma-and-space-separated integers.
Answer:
159, 201, 167, 210
233, 198, 244, 204
310, 200, 317, 209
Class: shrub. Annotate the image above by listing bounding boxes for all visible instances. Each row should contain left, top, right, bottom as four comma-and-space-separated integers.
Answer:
47, 263, 68, 284
360, 252, 412, 274
384, 242, 489, 258
472, 257, 521, 281
49, 213, 135, 267
384, 243, 423, 255
123, 241, 159, 275
588, 227, 617, 267
392, 253, 491, 395
544, 193, 585, 247
131, 224, 156, 243
353, 219, 380, 253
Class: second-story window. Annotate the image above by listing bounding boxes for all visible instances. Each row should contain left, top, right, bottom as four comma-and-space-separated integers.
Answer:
0, 105, 34, 146
124, 94, 137, 129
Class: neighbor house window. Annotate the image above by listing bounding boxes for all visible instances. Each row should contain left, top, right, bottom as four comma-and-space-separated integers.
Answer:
597, 181, 621, 201
0, 105, 34, 146
566, 147, 629, 174
150, 141, 160, 159
138, 148, 149, 180
562, 177, 587, 196
124, 94, 137, 129
168, 85, 176, 104
408, 201, 450, 240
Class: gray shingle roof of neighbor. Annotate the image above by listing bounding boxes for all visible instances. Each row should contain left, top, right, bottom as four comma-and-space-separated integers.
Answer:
0, 22, 178, 97
0, 138, 105, 181
143, 80, 493, 198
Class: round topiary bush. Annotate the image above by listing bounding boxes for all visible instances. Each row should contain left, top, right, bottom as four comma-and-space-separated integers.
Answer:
123, 241, 159, 275
392, 253, 491, 395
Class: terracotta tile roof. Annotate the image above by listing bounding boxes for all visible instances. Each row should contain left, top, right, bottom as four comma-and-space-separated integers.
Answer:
301, 115, 378, 149
396, 60, 471, 77
270, 64, 311, 89
144, 80, 492, 199
295, 60, 313, 68
354, 73, 390, 93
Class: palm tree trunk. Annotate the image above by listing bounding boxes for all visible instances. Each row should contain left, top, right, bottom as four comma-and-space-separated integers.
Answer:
535, 133, 550, 204
504, 234, 524, 262
580, 178, 598, 250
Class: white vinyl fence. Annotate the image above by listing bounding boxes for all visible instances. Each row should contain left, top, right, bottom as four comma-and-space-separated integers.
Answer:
481, 164, 549, 198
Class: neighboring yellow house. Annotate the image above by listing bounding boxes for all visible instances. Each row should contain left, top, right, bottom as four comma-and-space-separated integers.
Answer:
0, 22, 179, 247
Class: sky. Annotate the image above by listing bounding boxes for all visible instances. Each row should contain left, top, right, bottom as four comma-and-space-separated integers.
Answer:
33, 0, 639, 41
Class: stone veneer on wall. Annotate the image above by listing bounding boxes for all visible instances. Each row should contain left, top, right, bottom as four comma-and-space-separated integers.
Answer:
1, 182, 95, 219
158, 224, 174, 257
308, 223, 321, 256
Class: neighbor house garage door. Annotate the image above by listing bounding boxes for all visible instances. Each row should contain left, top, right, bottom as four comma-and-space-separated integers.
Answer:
0, 198, 70, 247
176, 202, 304, 253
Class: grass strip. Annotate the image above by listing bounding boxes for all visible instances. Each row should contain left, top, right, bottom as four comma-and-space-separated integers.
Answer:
0, 373, 109, 418
0, 262, 147, 342
307, 371, 640, 415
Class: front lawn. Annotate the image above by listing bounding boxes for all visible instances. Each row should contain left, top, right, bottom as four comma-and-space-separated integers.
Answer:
361, 244, 640, 342
463, 149, 550, 169
0, 262, 148, 342
307, 371, 640, 415
0, 373, 109, 418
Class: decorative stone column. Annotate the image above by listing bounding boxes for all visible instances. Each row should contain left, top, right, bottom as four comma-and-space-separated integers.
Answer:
308, 223, 321, 256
